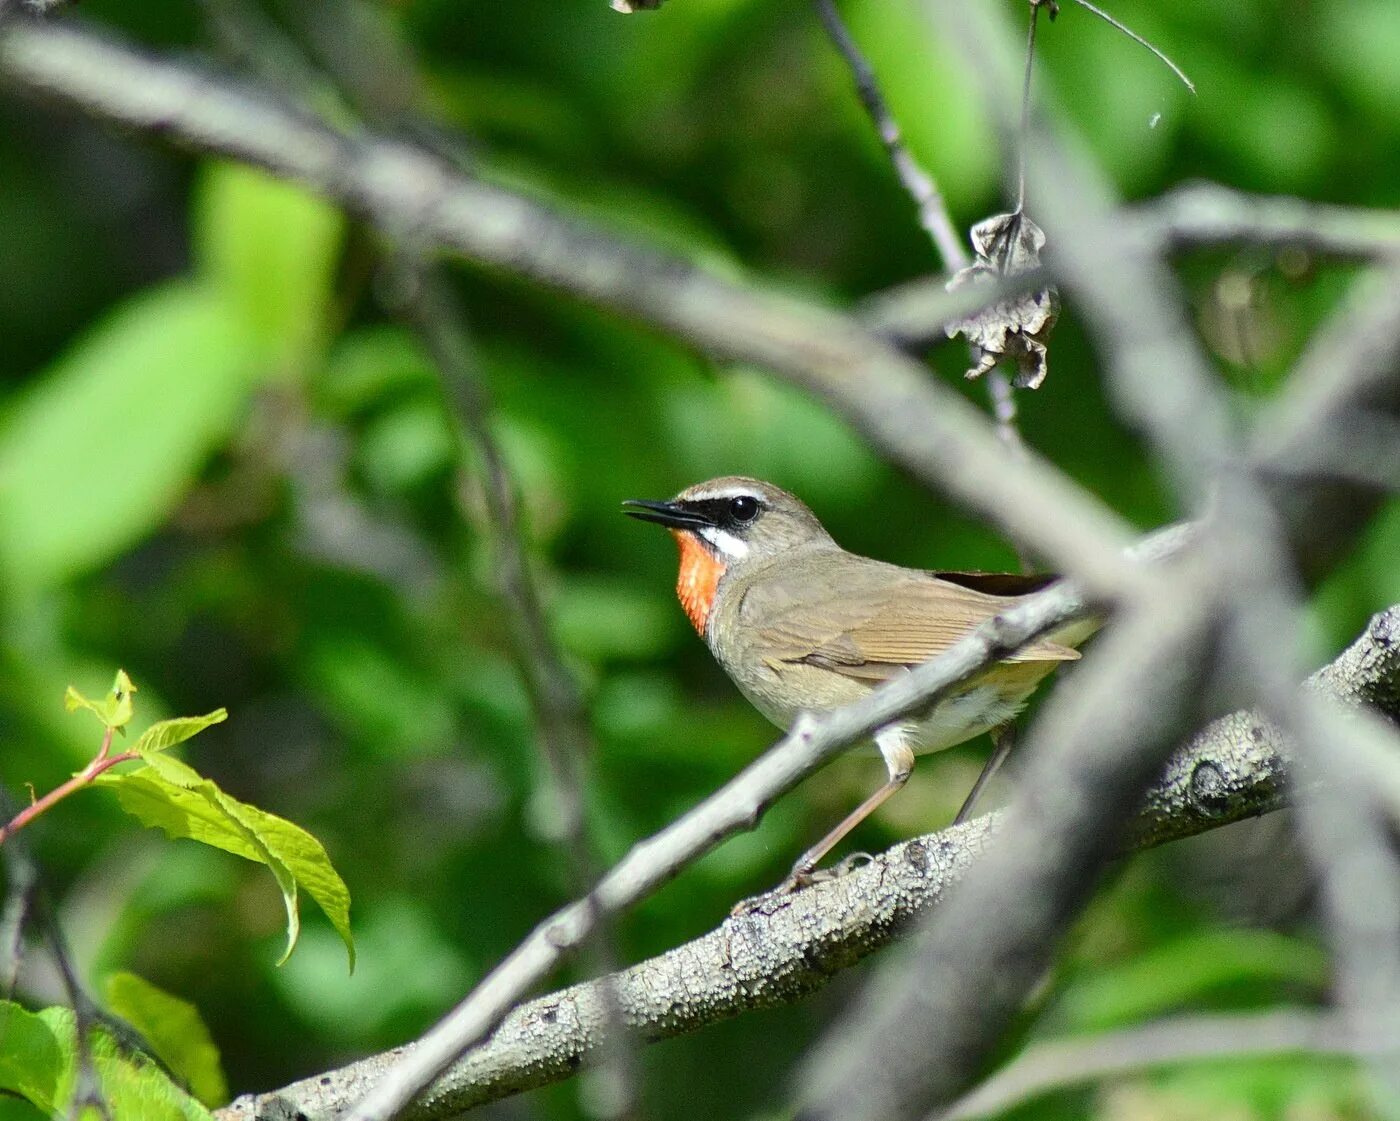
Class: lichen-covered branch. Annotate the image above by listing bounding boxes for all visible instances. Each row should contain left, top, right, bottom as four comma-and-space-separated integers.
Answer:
219, 606, 1400, 1121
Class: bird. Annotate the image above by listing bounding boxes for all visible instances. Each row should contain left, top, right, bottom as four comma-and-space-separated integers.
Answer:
623, 475, 1094, 898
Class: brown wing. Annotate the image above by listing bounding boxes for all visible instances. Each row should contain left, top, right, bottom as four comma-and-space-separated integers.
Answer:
740, 555, 1079, 685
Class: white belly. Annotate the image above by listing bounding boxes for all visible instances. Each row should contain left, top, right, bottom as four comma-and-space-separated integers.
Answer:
894, 684, 1030, 754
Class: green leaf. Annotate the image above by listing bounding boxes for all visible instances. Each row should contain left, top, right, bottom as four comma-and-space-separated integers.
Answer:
0, 1000, 214, 1121
64, 670, 139, 732
194, 162, 343, 373
1057, 929, 1329, 1031
0, 282, 256, 592
0, 1001, 66, 1115
102, 973, 228, 1107
132, 710, 228, 756
96, 764, 354, 971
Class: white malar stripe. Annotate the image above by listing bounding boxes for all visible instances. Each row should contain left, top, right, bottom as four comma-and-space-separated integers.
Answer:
699, 526, 750, 559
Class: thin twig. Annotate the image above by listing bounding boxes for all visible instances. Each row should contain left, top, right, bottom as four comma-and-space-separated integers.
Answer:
813, 0, 1039, 559
1064, 0, 1194, 94
1140, 182, 1400, 258
812, 0, 967, 273
387, 259, 642, 1118
1015, 1, 1041, 215
0, 733, 138, 845
940, 1009, 1366, 1121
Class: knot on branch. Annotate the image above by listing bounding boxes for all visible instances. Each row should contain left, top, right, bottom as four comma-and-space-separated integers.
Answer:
1188, 759, 1228, 812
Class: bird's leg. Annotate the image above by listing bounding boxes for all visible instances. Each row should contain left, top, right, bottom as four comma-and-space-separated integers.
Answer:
731, 732, 914, 916
953, 722, 1016, 825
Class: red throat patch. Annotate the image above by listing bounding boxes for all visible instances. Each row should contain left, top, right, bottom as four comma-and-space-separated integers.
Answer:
671, 529, 725, 637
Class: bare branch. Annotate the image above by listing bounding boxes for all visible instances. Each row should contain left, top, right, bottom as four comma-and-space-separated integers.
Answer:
861, 186, 1400, 347
941, 1009, 1367, 1121
1061, 0, 1194, 94
1251, 264, 1400, 577
812, 0, 967, 273
1142, 181, 1400, 259
800, 0, 1400, 1114
0, 16, 1142, 593
215, 605, 1400, 1121
811, 0, 1034, 552
329, 543, 1164, 1121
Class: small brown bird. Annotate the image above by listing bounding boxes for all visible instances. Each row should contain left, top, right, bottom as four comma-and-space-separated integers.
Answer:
624, 476, 1093, 895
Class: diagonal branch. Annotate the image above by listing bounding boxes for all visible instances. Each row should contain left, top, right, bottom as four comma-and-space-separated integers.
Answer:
217, 605, 1400, 1121
812, 0, 967, 274
811, 0, 1032, 501
328, 533, 1171, 1121
800, 0, 1400, 1116
941, 1009, 1371, 1121
0, 16, 1142, 594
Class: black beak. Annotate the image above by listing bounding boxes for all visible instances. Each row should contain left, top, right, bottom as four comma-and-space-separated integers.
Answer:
621, 498, 714, 531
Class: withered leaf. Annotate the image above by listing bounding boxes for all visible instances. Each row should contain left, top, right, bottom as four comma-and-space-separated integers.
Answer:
944, 211, 1060, 390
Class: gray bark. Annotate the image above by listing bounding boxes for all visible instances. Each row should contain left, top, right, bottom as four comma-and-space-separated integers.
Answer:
222, 605, 1400, 1121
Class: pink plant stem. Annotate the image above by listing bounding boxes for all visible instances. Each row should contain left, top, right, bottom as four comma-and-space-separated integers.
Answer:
0, 728, 137, 845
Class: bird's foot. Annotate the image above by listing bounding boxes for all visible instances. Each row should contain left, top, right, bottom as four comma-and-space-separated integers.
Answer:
728, 869, 815, 917
728, 853, 872, 916
829, 850, 874, 878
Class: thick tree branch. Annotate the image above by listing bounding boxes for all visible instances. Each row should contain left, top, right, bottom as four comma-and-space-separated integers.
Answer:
801, 1, 1400, 1115
218, 605, 1400, 1121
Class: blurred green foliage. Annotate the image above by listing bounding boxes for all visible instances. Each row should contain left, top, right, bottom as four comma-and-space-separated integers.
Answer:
2, 0, 1398, 1117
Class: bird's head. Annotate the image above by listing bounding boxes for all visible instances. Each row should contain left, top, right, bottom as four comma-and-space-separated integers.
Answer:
623, 476, 834, 635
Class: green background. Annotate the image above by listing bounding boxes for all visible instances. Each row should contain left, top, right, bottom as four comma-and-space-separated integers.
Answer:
1, 0, 1398, 1117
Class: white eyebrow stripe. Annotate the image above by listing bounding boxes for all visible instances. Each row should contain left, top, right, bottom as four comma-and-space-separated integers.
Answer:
699, 526, 750, 559
685, 486, 762, 502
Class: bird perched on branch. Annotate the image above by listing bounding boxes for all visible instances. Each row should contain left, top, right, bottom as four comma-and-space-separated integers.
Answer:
624, 476, 1094, 899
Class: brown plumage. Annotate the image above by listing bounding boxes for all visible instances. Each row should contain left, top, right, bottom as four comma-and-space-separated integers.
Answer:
624, 476, 1094, 900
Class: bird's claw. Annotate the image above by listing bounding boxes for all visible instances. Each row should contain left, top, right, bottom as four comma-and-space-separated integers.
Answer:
728, 870, 813, 917
728, 853, 873, 917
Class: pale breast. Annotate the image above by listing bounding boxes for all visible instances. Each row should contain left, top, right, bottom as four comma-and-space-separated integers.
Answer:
729, 659, 1040, 756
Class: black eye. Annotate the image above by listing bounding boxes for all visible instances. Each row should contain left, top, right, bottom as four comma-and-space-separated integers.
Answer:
728, 495, 759, 523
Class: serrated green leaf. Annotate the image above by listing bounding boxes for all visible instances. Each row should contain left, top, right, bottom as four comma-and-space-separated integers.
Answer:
0, 1001, 66, 1114
96, 765, 352, 971
102, 973, 228, 1107
0, 283, 256, 591
138, 753, 205, 789
209, 790, 352, 972
97, 768, 260, 860
195, 162, 343, 374
0, 1000, 213, 1121
96, 767, 301, 965
132, 710, 228, 756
